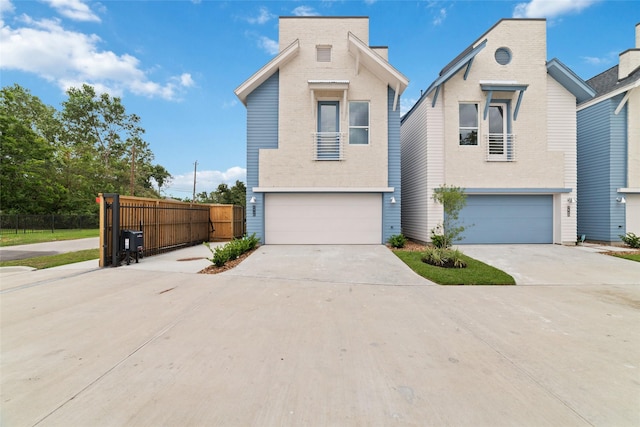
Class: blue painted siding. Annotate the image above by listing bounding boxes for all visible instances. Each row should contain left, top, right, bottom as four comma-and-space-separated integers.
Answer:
382, 86, 401, 243
577, 94, 627, 242
245, 72, 279, 243
458, 195, 553, 244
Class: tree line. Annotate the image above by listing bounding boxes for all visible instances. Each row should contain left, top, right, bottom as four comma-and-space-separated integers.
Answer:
1, 84, 172, 214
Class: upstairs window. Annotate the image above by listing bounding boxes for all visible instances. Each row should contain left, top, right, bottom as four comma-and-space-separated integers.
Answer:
349, 101, 369, 145
459, 103, 478, 145
316, 45, 332, 62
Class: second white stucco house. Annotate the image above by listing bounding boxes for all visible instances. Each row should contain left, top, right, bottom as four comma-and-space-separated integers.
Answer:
400, 19, 595, 245
235, 16, 408, 244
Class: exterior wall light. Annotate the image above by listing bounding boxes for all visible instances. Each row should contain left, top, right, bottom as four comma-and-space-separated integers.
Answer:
249, 196, 256, 203
567, 197, 576, 203
616, 197, 626, 204
390, 196, 396, 204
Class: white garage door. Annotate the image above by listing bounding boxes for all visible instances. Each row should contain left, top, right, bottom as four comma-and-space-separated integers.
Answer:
265, 193, 382, 244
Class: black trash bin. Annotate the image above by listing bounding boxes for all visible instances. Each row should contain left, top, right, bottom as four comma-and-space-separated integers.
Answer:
121, 229, 143, 265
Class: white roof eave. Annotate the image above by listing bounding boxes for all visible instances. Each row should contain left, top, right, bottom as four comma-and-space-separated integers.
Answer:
234, 39, 300, 105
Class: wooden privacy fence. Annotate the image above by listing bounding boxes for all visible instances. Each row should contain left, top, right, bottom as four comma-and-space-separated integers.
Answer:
99, 194, 245, 267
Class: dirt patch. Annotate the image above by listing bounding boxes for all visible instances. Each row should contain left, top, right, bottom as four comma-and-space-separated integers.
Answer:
198, 248, 258, 275
177, 257, 206, 262
602, 250, 640, 257
390, 241, 427, 252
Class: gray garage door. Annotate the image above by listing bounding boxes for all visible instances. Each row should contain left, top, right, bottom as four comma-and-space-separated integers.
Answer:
458, 195, 553, 244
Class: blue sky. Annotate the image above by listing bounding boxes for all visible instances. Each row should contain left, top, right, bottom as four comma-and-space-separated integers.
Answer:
1, 0, 637, 198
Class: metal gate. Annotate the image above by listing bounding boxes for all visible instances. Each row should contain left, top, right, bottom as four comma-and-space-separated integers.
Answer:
100, 194, 213, 267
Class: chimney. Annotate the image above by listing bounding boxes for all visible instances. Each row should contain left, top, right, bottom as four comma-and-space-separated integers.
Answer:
618, 23, 640, 80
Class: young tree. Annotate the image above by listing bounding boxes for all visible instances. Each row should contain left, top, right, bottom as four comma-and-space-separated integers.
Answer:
431, 185, 468, 248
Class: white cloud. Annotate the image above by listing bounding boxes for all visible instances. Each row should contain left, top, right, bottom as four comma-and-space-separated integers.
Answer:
0, 0, 14, 16
0, 13, 194, 100
178, 73, 195, 88
292, 6, 320, 17
42, 0, 101, 22
166, 167, 247, 197
513, 0, 598, 18
432, 8, 447, 26
401, 97, 418, 116
247, 7, 275, 24
258, 35, 279, 55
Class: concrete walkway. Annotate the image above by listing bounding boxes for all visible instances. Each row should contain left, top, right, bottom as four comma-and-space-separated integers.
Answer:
0, 237, 99, 261
1, 244, 639, 426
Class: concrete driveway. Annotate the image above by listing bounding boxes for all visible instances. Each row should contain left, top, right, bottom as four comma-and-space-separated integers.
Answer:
1, 244, 639, 426
460, 244, 640, 285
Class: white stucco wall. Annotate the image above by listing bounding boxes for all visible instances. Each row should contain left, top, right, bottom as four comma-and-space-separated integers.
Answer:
259, 17, 390, 188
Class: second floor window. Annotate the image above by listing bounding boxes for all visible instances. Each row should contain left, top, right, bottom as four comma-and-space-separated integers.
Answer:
349, 101, 369, 145
459, 103, 478, 145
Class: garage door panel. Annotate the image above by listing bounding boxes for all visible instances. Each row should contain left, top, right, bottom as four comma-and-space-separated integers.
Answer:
459, 195, 552, 244
265, 193, 382, 244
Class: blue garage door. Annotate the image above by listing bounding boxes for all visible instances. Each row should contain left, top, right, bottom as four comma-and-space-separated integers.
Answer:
458, 195, 553, 244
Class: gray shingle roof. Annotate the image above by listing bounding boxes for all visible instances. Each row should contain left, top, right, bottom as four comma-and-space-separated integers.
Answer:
584, 64, 640, 100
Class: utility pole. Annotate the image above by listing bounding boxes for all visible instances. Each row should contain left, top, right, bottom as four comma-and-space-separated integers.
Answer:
192, 160, 198, 202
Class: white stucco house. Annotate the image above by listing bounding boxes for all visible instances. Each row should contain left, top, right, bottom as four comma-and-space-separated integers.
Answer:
235, 16, 408, 244
400, 19, 595, 245
577, 23, 640, 244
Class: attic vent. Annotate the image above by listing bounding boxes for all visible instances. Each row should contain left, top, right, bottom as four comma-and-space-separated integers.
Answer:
317, 45, 332, 62
495, 47, 512, 65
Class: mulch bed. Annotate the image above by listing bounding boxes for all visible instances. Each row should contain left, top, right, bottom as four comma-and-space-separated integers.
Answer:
198, 247, 259, 275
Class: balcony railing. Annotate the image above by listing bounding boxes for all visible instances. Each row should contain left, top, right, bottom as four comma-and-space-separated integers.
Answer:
485, 133, 516, 162
313, 132, 344, 161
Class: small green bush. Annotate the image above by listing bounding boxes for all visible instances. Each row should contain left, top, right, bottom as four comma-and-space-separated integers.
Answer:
620, 232, 640, 249
430, 232, 446, 249
421, 247, 467, 268
204, 233, 260, 267
387, 234, 407, 248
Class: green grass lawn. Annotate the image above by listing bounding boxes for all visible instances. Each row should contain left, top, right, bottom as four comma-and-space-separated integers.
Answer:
0, 249, 100, 269
608, 252, 640, 263
0, 229, 99, 247
394, 249, 515, 285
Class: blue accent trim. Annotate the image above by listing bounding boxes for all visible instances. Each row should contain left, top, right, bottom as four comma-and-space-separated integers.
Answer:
431, 85, 440, 107
514, 90, 525, 120
425, 39, 487, 98
547, 58, 596, 103
480, 83, 528, 121
464, 188, 571, 194
245, 72, 279, 243
483, 90, 493, 120
463, 57, 474, 80
382, 86, 401, 243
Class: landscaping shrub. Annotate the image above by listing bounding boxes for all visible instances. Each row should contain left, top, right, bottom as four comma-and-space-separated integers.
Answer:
421, 247, 467, 268
620, 232, 640, 249
387, 233, 407, 248
204, 233, 260, 267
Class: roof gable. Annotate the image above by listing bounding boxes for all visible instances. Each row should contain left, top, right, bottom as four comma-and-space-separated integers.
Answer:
234, 39, 299, 106
546, 58, 596, 103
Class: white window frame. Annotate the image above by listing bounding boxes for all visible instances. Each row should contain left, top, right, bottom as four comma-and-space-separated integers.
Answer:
459, 102, 479, 146
348, 101, 370, 145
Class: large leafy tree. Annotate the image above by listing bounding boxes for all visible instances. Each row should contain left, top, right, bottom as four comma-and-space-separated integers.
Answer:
0, 84, 172, 214
61, 84, 154, 198
197, 181, 246, 206
0, 86, 66, 213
